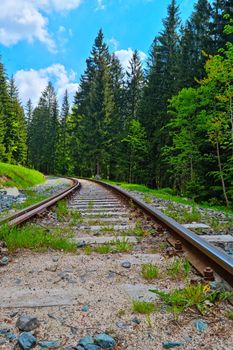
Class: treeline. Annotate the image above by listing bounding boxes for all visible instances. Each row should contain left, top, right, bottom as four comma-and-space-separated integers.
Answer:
0, 0, 232, 206
0, 64, 27, 164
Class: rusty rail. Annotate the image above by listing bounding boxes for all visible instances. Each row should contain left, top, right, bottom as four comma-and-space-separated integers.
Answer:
86, 178, 233, 287
0, 178, 80, 226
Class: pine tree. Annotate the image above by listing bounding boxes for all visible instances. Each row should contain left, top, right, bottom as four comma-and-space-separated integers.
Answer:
71, 29, 113, 177
29, 82, 58, 173
211, 0, 233, 51
126, 50, 144, 121
56, 90, 70, 174
189, 0, 212, 80
139, 0, 181, 186
8, 76, 27, 164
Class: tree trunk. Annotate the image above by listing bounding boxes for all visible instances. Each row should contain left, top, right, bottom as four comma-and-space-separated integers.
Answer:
216, 141, 229, 207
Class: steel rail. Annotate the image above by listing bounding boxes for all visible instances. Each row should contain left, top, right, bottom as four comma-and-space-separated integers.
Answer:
0, 178, 80, 226
86, 179, 233, 286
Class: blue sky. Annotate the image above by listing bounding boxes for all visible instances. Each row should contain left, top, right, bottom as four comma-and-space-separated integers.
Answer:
0, 0, 197, 106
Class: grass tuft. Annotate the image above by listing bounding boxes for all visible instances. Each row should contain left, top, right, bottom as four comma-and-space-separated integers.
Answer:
141, 263, 160, 280
167, 258, 191, 280
132, 300, 155, 314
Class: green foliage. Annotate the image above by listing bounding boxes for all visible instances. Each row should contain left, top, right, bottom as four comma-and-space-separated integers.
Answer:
83, 238, 133, 255
55, 200, 82, 225
141, 263, 160, 280
225, 310, 233, 320
132, 300, 156, 314
150, 283, 233, 317
167, 258, 191, 279
0, 224, 76, 252
0, 162, 45, 189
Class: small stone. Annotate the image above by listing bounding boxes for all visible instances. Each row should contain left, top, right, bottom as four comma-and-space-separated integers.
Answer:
45, 265, 57, 272
121, 261, 131, 269
75, 346, 84, 350
10, 311, 18, 318
183, 336, 192, 343
81, 305, 89, 312
16, 315, 39, 332
0, 256, 9, 265
95, 333, 116, 349
0, 329, 9, 335
162, 341, 182, 349
194, 319, 208, 333
5, 332, 17, 341
0, 339, 6, 345
18, 332, 37, 350
131, 316, 141, 324
78, 336, 94, 347
52, 257, 59, 262
77, 241, 86, 248
38, 340, 60, 348
116, 320, 127, 329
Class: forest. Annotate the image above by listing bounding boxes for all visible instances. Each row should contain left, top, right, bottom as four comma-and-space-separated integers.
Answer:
0, 0, 232, 207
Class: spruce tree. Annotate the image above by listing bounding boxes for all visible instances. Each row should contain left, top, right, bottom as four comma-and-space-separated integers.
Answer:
56, 90, 70, 174
29, 82, 58, 173
139, 0, 181, 186
126, 50, 144, 121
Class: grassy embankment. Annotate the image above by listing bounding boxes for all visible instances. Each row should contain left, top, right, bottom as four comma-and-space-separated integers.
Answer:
0, 162, 45, 189
104, 181, 233, 216
0, 163, 76, 252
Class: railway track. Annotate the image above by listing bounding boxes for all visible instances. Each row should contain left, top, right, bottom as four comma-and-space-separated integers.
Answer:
0, 178, 233, 350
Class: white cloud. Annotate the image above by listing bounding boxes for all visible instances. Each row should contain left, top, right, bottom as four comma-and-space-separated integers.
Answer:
15, 64, 79, 107
108, 37, 119, 51
96, 0, 105, 10
115, 48, 147, 71
0, 0, 82, 51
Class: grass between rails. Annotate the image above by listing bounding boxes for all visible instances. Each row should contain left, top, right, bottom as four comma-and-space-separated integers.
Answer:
0, 224, 76, 252
104, 180, 233, 215
82, 237, 133, 255
55, 200, 82, 225
0, 162, 45, 189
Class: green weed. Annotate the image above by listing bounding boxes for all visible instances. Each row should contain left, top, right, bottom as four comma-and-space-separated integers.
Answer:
132, 300, 155, 314
0, 224, 76, 252
143, 195, 153, 204
87, 200, 94, 210
141, 263, 159, 280
94, 243, 112, 254
167, 258, 190, 279
225, 311, 233, 320
150, 283, 233, 318
114, 237, 132, 252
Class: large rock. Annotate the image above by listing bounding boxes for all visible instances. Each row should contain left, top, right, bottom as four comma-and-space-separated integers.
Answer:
95, 333, 116, 349
18, 332, 37, 350
78, 336, 94, 347
16, 315, 39, 331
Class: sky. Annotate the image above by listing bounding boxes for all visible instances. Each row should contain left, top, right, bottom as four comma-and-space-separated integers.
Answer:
0, 0, 198, 107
